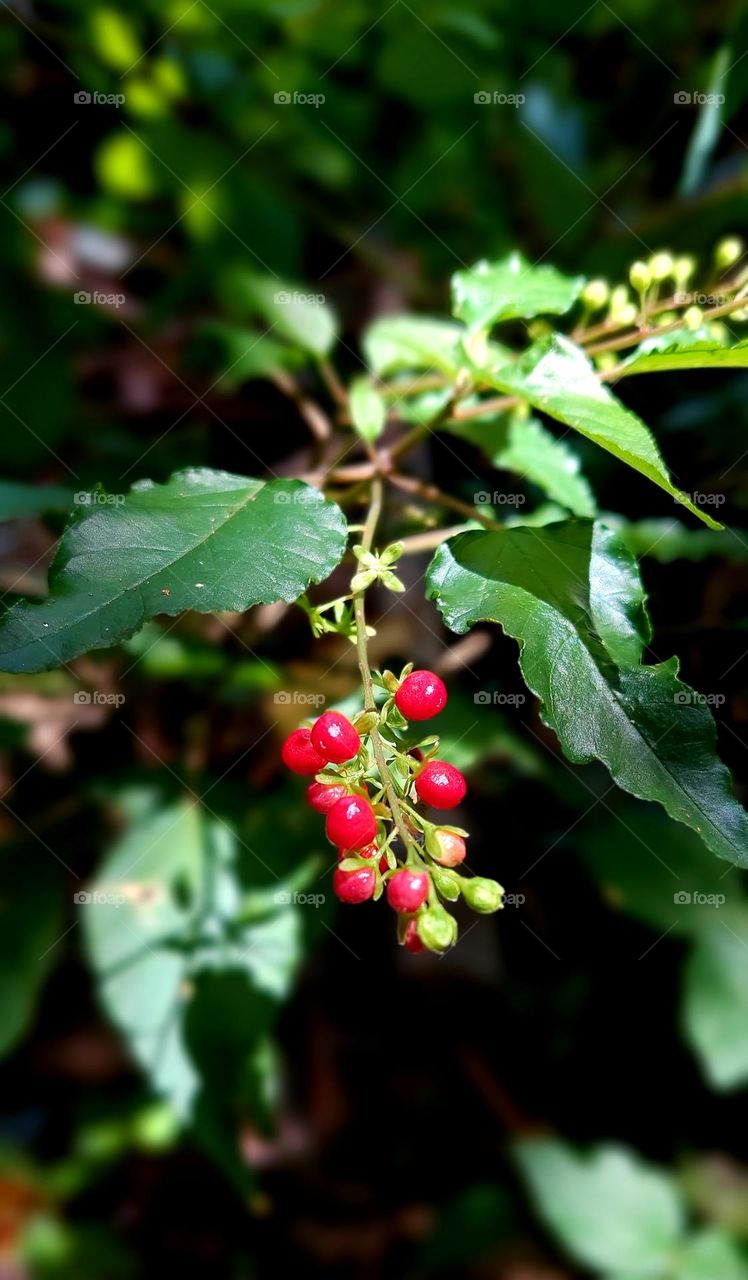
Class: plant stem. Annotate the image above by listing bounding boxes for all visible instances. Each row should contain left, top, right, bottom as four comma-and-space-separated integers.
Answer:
388, 472, 503, 530
353, 477, 419, 858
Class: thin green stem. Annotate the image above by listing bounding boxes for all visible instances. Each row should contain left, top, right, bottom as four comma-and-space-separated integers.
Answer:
353, 477, 419, 859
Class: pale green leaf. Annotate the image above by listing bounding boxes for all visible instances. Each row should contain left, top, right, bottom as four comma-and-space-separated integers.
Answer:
452, 252, 585, 330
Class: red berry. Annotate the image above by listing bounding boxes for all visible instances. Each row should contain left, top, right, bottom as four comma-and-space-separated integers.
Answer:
395, 670, 447, 721
403, 918, 425, 953
415, 761, 466, 810
307, 781, 348, 813
281, 727, 326, 776
387, 868, 429, 913
326, 795, 377, 850
311, 711, 361, 764
432, 829, 467, 867
333, 865, 376, 904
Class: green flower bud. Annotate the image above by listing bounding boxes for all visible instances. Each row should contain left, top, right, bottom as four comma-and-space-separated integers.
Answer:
594, 352, 619, 373
461, 876, 504, 914
629, 261, 651, 293
673, 255, 696, 287
715, 237, 743, 270
582, 278, 609, 310
649, 251, 674, 282
417, 903, 458, 952
684, 305, 703, 331
432, 864, 462, 902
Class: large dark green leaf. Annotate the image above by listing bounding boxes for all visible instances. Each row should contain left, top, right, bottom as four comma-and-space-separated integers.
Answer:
473, 335, 722, 528
426, 520, 748, 865
0, 470, 347, 673
452, 253, 584, 330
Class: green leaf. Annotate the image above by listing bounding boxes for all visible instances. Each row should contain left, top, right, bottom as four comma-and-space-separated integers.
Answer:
446, 412, 597, 517
683, 914, 748, 1090
362, 315, 468, 377
426, 520, 748, 865
349, 376, 386, 443
452, 252, 584, 330
0, 481, 74, 522
475, 335, 722, 529
0, 850, 63, 1058
514, 1138, 684, 1273
617, 337, 748, 378
609, 516, 748, 564
82, 789, 317, 1123
229, 272, 337, 357
200, 322, 304, 389
676, 1229, 748, 1280
0, 469, 347, 673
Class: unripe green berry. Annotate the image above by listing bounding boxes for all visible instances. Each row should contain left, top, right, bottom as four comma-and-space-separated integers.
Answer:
674, 255, 696, 287
461, 876, 504, 914
417, 903, 458, 951
432, 864, 462, 902
715, 237, 743, 270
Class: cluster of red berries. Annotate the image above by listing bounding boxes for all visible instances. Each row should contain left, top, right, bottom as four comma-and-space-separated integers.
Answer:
281, 668, 504, 953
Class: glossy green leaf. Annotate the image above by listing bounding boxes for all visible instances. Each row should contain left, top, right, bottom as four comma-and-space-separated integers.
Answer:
446, 412, 596, 517
426, 520, 748, 865
230, 272, 337, 357
362, 315, 468, 377
475, 335, 722, 528
618, 337, 748, 378
349, 376, 386, 443
514, 1138, 684, 1273
452, 253, 584, 330
683, 914, 748, 1090
0, 469, 347, 673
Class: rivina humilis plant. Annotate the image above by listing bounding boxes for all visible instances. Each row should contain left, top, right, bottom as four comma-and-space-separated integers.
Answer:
4, 239, 748, 957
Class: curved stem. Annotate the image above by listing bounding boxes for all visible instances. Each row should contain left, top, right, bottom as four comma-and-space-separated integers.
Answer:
353, 478, 419, 859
